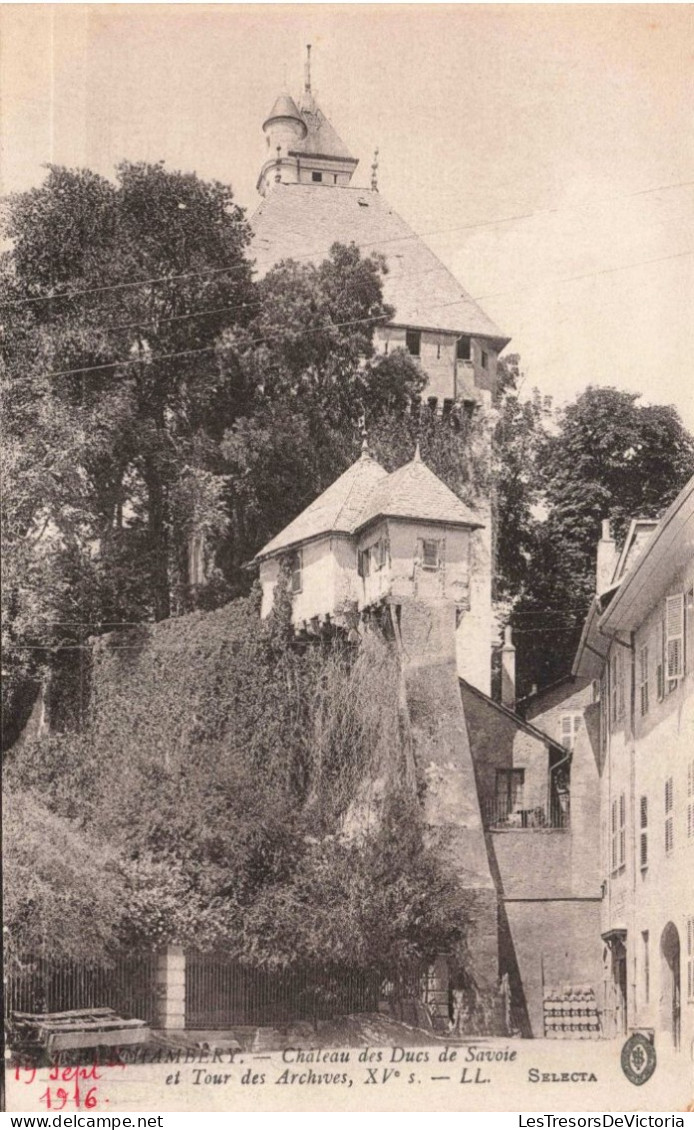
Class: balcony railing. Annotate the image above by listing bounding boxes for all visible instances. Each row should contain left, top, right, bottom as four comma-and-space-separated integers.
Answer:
482, 794, 570, 831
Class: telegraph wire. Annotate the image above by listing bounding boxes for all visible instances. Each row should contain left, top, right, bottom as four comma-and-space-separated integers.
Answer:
19, 245, 694, 384
2, 174, 693, 310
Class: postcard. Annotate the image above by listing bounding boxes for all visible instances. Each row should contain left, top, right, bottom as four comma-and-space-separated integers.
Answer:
2, 3, 693, 1115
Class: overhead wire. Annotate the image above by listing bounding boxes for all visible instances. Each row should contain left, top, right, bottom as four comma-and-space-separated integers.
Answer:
13, 244, 693, 384
1, 173, 693, 310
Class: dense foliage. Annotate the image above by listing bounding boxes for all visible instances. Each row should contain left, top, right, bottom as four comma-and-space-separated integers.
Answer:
5, 591, 469, 971
493, 368, 694, 694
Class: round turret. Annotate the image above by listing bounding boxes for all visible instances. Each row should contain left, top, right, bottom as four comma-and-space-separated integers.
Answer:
262, 92, 307, 152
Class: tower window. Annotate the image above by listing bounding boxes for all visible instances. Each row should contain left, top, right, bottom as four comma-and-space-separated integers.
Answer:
406, 330, 421, 357
312, 171, 323, 183
421, 539, 440, 570
456, 336, 471, 361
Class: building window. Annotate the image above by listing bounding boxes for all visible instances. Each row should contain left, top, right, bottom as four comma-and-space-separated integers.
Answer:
358, 547, 371, 579
560, 713, 582, 751
370, 539, 387, 572
289, 551, 302, 594
480, 350, 489, 369
665, 776, 674, 854
640, 795, 648, 869
456, 336, 471, 361
312, 171, 323, 183
642, 931, 650, 1005
496, 769, 524, 819
406, 330, 421, 357
592, 679, 601, 704
611, 794, 626, 873
421, 539, 440, 570
666, 593, 684, 688
688, 759, 694, 839
688, 918, 694, 1001
639, 644, 649, 716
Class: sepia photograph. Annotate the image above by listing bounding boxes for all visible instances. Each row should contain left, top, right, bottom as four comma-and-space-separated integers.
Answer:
2, 2, 693, 1115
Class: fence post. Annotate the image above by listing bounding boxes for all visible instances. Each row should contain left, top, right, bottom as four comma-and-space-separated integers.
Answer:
155, 945, 185, 1030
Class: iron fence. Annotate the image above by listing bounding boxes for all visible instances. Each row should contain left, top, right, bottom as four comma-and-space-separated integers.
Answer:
185, 951, 381, 1029
4, 953, 158, 1025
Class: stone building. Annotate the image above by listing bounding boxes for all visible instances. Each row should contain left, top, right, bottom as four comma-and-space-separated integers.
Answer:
255, 442, 493, 693
256, 446, 605, 1036
573, 478, 694, 1055
251, 50, 510, 412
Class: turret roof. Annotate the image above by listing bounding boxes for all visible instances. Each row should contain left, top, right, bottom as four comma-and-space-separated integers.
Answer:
263, 92, 304, 128
356, 450, 483, 531
290, 99, 356, 162
255, 447, 483, 561
255, 449, 388, 560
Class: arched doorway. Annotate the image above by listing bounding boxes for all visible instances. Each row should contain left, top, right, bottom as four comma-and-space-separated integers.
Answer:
660, 922, 681, 1048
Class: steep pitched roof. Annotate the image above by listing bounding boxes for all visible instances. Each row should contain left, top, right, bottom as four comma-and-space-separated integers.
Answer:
291, 99, 356, 162
255, 449, 388, 560
251, 184, 508, 342
356, 449, 484, 531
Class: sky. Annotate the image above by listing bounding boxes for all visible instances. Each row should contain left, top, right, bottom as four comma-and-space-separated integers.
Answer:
2, 4, 693, 428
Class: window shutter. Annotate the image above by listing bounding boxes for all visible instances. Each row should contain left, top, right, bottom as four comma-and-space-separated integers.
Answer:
666, 594, 684, 679
656, 619, 665, 700
665, 776, 674, 854
639, 645, 649, 716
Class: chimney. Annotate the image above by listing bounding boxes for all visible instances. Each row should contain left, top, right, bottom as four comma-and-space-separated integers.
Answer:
501, 625, 516, 709
596, 519, 618, 596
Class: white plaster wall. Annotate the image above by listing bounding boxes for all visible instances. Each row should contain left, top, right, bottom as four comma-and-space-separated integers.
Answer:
601, 557, 694, 1051
259, 535, 359, 623
374, 327, 499, 403
385, 518, 470, 607
358, 519, 391, 608
456, 515, 492, 696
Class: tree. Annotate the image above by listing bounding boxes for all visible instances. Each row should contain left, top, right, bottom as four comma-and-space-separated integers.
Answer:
508, 386, 694, 694
1, 161, 254, 643
217, 244, 428, 593
3, 788, 125, 962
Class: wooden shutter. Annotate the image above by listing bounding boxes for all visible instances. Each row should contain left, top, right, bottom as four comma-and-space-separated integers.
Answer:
666, 594, 684, 679
639, 645, 649, 716
665, 776, 674, 854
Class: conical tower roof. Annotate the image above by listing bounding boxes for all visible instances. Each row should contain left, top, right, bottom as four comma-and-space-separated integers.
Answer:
263, 92, 305, 132
255, 449, 388, 560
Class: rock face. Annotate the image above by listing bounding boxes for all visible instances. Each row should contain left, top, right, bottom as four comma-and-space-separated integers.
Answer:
395, 599, 498, 993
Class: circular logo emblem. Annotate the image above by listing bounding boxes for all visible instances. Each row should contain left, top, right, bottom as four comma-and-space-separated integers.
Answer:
621, 1032, 657, 1086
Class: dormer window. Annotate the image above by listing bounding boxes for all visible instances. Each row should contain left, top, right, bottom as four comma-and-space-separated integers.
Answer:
312, 171, 323, 183
406, 330, 421, 357
422, 539, 440, 570
289, 551, 302, 594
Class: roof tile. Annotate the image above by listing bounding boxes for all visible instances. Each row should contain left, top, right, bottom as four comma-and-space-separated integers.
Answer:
251, 183, 508, 341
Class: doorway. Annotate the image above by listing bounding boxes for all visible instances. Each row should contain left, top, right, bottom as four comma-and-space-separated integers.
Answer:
660, 922, 681, 1048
